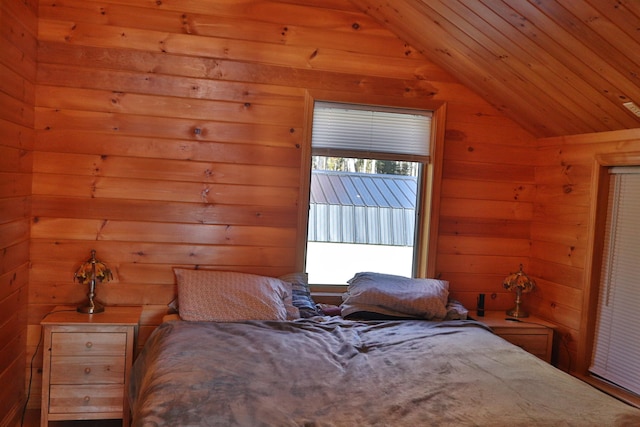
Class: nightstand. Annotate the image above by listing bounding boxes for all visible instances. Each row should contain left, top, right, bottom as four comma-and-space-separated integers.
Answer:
474, 311, 556, 363
40, 306, 142, 427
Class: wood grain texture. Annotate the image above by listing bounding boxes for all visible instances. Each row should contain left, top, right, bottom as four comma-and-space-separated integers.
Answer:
533, 128, 640, 374
0, 0, 36, 424
24, 0, 537, 380
351, 0, 640, 137
17, 0, 640, 416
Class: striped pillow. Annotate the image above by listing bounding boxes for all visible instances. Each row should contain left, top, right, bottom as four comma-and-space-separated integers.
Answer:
279, 272, 322, 317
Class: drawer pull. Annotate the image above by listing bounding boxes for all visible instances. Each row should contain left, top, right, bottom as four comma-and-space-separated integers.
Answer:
84, 396, 91, 402
85, 341, 93, 349
84, 367, 91, 374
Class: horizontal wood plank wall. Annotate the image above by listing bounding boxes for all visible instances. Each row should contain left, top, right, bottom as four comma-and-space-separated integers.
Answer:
439, 116, 536, 311
28, 0, 535, 407
0, 0, 37, 424
533, 128, 640, 371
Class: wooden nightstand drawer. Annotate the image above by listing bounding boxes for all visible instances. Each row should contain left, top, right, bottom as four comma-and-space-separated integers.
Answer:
51, 332, 127, 356
474, 311, 556, 363
49, 384, 124, 414
50, 355, 125, 384
41, 306, 142, 427
499, 333, 549, 358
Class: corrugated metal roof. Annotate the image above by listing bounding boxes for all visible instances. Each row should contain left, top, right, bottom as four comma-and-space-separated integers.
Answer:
309, 171, 416, 209
308, 171, 417, 246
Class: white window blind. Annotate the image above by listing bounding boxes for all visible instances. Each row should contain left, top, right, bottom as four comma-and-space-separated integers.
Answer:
312, 102, 432, 159
590, 167, 640, 396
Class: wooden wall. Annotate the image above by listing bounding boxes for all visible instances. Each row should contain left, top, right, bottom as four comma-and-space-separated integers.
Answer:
21, 0, 538, 410
0, 0, 37, 424
0, 0, 631, 417
532, 128, 640, 372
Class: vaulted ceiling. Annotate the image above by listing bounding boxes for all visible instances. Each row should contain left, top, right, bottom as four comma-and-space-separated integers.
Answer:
351, 0, 640, 138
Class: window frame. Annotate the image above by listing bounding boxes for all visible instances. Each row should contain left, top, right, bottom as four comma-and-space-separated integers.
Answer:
589, 166, 640, 396
296, 91, 447, 291
578, 151, 640, 407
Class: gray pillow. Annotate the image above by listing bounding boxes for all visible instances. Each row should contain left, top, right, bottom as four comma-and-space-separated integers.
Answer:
341, 272, 449, 320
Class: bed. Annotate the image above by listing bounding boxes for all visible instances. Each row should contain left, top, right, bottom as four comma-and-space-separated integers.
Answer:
129, 270, 640, 426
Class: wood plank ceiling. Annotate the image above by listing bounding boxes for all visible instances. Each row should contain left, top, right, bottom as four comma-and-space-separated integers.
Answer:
350, 0, 640, 138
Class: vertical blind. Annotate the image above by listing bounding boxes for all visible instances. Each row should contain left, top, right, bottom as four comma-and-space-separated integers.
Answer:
590, 167, 640, 396
311, 102, 432, 159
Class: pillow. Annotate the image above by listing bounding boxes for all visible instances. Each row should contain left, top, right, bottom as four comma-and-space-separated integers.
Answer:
316, 303, 341, 317
174, 269, 299, 322
444, 298, 469, 320
167, 297, 179, 313
341, 272, 449, 320
279, 272, 322, 318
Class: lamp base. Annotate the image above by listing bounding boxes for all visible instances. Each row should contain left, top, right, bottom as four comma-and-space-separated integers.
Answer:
506, 286, 529, 318
506, 306, 529, 318
77, 300, 105, 314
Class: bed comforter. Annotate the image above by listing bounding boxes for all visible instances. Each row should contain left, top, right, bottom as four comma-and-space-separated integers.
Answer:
129, 318, 640, 426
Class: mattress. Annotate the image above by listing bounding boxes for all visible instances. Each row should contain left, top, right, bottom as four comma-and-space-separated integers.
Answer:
129, 317, 640, 426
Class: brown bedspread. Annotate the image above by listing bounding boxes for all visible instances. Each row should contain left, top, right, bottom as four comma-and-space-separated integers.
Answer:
129, 318, 640, 426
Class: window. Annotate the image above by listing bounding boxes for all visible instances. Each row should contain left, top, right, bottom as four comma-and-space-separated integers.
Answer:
305, 101, 434, 285
590, 166, 640, 397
